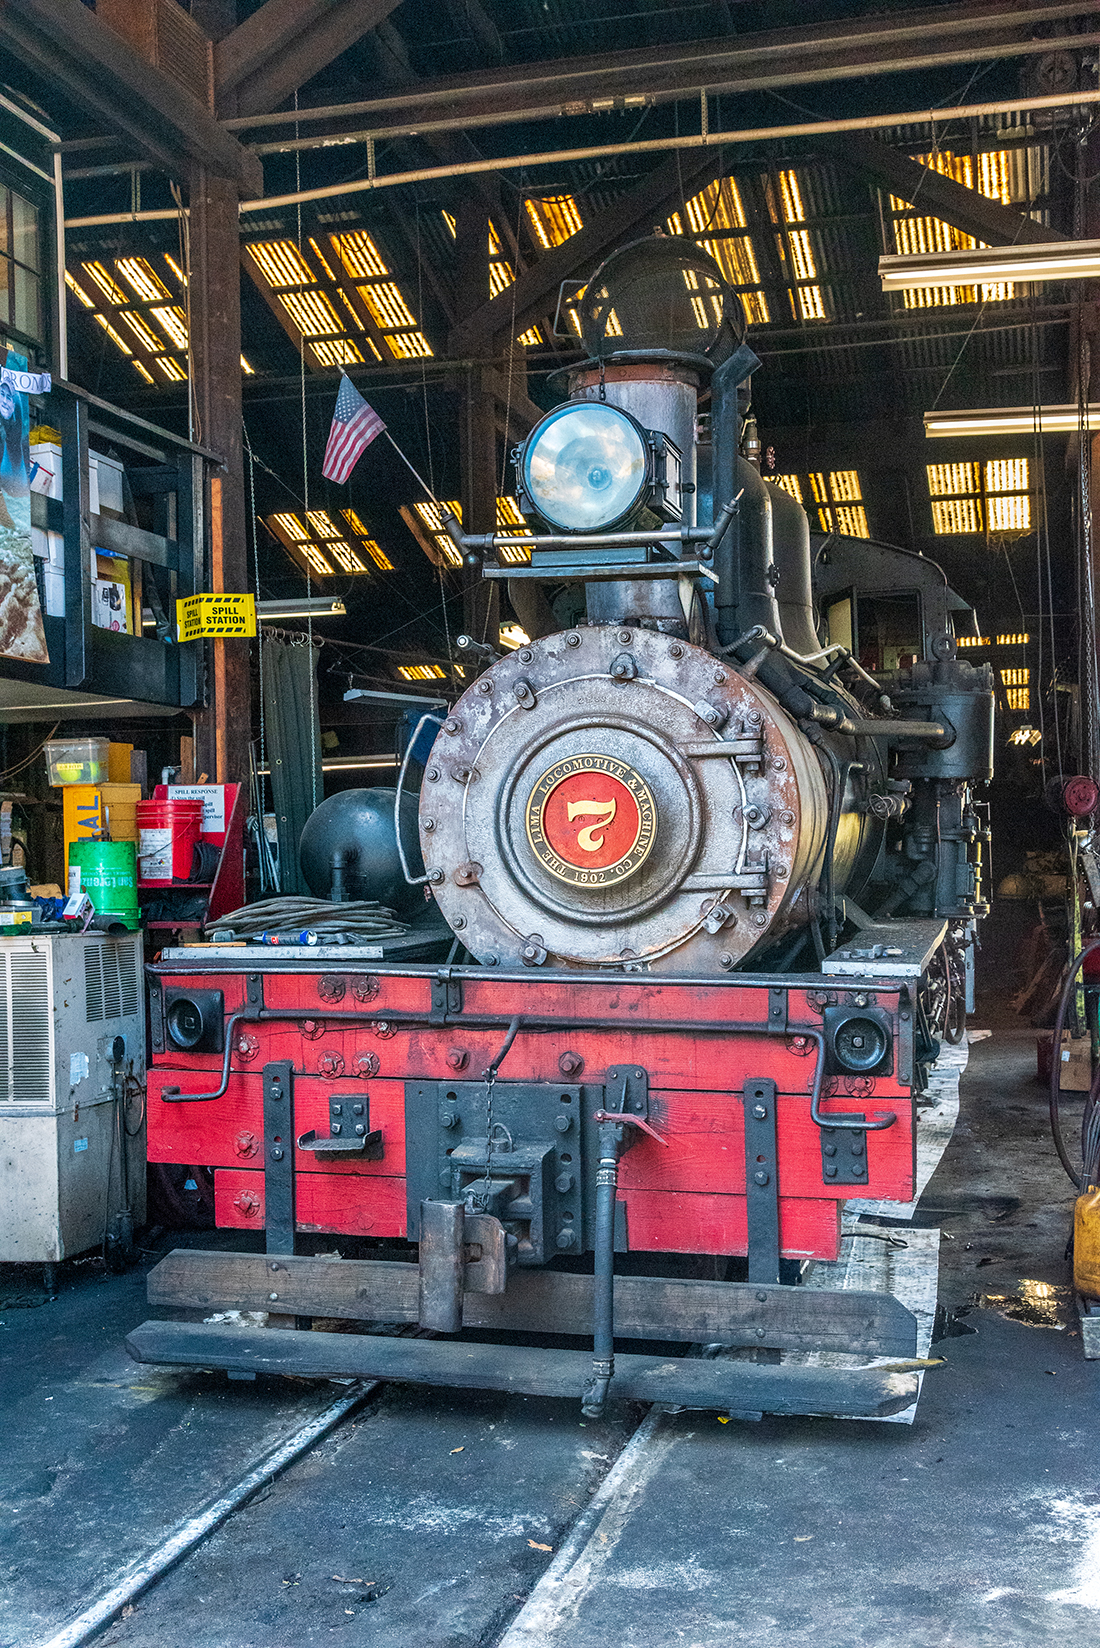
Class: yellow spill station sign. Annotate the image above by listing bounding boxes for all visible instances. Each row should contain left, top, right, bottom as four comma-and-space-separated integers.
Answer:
176, 593, 257, 641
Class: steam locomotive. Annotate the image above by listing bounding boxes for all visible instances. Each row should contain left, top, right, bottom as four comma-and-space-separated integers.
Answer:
132, 238, 992, 1420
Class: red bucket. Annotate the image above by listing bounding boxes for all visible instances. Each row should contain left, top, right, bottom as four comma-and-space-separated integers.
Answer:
136, 798, 204, 885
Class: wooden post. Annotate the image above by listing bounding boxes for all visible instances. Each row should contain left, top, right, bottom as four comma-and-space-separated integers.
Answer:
188, 165, 251, 787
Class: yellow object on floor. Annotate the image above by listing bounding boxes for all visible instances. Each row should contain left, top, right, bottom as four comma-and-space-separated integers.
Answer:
1074, 1186, 1100, 1298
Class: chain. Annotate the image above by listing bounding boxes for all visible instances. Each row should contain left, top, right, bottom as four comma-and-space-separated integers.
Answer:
481, 1066, 496, 1201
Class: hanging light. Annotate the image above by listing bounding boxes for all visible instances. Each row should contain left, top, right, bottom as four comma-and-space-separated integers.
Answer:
256, 596, 347, 620
880, 238, 1100, 292
924, 405, 1100, 437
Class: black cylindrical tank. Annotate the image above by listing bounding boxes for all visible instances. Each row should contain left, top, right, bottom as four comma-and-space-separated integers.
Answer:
299, 787, 424, 912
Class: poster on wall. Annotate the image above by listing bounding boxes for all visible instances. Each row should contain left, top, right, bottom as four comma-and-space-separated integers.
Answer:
0, 348, 48, 663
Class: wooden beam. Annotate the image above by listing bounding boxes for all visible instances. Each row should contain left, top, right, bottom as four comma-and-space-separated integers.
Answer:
147, 1248, 918, 1355
127, 1319, 922, 1415
240, 1, 1094, 143
214, 0, 403, 119
820, 132, 1063, 247
0, 0, 261, 195
188, 170, 250, 787
448, 146, 724, 356
485, 368, 544, 441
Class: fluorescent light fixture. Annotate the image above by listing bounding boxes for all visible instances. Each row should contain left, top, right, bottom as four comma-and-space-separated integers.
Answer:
924, 405, 1100, 437
880, 238, 1100, 291
256, 596, 347, 619
257, 755, 397, 775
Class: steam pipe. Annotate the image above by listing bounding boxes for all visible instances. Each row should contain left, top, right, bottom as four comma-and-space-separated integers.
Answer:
711, 355, 782, 647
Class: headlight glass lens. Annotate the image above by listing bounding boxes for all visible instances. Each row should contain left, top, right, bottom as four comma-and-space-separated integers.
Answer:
522, 403, 648, 531
166, 997, 204, 1050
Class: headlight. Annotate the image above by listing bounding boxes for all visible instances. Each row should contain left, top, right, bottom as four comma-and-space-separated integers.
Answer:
164, 988, 224, 1053
824, 1008, 892, 1076
516, 402, 680, 533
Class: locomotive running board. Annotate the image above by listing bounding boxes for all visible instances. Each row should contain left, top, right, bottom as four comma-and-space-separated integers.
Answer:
125, 1321, 921, 1419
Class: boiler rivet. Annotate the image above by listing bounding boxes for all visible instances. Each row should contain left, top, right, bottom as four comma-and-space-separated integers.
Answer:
566, 632, 581, 647
423, 818, 436, 831
478, 679, 493, 695
669, 643, 684, 659
752, 912, 768, 926
453, 915, 467, 930
617, 629, 632, 644
269, 1292, 279, 1301
427, 767, 440, 782
772, 757, 786, 771
718, 952, 735, 969
780, 810, 794, 826
443, 718, 461, 735
713, 669, 727, 684
519, 649, 533, 663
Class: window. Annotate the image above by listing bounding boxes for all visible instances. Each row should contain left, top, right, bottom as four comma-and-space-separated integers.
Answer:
403, 497, 533, 570
926, 459, 1031, 535
668, 179, 770, 326
525, 196, 583, 250
67, 248, 191, 382
887, 148, 1042, 309
775, 170, 826, 322
808, 470, 869, 537
766, 474, 803, 503
264, 507, 393, 579
0, 185, 41, 345
397, 663, 446, 681
244, 225, 431, 368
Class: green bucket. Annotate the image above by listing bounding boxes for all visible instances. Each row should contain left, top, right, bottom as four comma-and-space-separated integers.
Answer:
69, 840, 140, 930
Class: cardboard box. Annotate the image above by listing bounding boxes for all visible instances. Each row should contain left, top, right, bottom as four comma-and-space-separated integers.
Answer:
108, 742, 134, 784
1061, 1034, 1093, 1092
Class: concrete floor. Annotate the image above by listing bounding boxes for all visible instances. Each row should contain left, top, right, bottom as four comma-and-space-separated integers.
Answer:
2, 904, 1097, 1648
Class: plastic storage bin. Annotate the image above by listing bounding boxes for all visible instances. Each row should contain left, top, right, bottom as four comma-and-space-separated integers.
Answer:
45, 739, 109, 787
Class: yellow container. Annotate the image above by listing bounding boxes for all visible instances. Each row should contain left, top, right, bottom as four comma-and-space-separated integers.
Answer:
1074, 1186, 1100, 1297
63, 783, 142, 873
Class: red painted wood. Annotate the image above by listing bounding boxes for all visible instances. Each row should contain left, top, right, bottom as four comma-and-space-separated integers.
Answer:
154, 1022, 908, 1105
149, 1072, 406, 1176
619, 1089, 913, 1202
154, 965, 916, 1262
215, 1167, 406, 1238
621, 1189, 841, 1260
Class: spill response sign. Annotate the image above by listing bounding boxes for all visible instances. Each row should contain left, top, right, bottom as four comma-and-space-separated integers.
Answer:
176, 593, 257, 641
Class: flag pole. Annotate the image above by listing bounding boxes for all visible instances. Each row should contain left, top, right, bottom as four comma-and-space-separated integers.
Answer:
383, 431, 442, 508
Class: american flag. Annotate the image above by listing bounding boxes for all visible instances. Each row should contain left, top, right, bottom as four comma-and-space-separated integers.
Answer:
321, 374, 386, 484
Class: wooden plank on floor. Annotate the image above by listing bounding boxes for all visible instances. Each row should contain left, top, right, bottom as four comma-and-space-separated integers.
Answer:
148, 1249, 917, 1355
125, 1320, 921, 1417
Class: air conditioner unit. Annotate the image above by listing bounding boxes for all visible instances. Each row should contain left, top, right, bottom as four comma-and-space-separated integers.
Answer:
0, 931, 145, 1268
